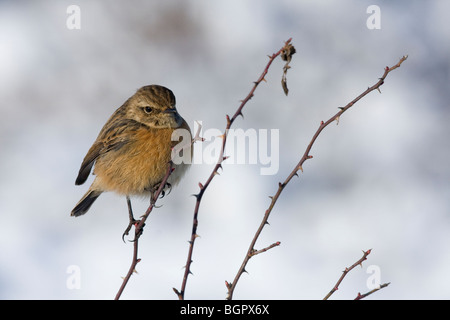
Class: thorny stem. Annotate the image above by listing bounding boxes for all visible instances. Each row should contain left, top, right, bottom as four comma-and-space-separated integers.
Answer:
114, 162, 174, 300
173, 38, 294, 300
355, 282, 391, 300
226, 55, 408, 300
323, 249, 373, 300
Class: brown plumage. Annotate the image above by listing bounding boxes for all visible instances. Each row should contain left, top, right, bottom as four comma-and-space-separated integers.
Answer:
71, 85, 192, 216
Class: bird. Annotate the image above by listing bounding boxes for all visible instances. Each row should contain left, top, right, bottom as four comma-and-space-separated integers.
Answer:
71, 85, 192, 226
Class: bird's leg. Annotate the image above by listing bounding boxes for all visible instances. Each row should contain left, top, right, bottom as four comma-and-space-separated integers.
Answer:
150, 190, 156, 205
155, 182, 172, 200
146, 181, 172, 206
122, 196, 138, 242
163, 182, 172, 197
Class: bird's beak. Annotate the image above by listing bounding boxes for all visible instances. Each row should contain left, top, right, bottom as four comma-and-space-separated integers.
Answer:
164, 108, 177, 114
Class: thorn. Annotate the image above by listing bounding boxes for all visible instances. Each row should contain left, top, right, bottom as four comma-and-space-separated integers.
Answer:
238, 111, 244, 119
377, 87, 382, 94
268, 195, 273, 200
261, 77, 267, 82
191, 193, 200, 199
222, 156, 229, 162
193, 136, 205, 143
198, 182, 204, 189
243, 268, 248, 274
298, 165, 303, 173
338, 107, 345, 110
264, 221, 270, 226
335, 115, 340, 125
213, 171, 220, 176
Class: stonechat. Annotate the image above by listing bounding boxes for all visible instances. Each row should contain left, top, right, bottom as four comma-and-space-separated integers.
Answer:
71, 85, 192, 217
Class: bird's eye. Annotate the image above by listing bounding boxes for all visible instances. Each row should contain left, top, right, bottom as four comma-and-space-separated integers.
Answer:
143, 106, 153, 114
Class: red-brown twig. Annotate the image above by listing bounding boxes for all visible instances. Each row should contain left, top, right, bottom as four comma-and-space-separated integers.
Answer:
323, 249, 390, 300
225, 55, 408, 300
172, 38, 294, 300
355, 282, 391, 300
323, 249, 372, 300
114, 162, 173, 300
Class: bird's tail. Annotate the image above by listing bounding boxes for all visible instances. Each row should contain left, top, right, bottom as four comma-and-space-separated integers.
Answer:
71, 189, 103, 216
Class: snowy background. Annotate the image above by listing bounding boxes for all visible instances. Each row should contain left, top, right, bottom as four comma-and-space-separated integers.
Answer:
0, 0, 449, 299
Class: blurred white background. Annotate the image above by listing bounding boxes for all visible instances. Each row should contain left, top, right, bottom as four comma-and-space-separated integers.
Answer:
0, 0, 449, 300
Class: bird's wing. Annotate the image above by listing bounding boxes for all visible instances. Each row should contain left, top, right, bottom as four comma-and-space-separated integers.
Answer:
75, 119, 147, 185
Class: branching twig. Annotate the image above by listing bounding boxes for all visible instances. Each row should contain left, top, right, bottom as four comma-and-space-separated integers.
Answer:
323, 249, 390, 300
173, 38, 295, 300
225, 55, 408, 300
323, 249, 372, 300
114, 162, 174, 300
355, 282, 391, 300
